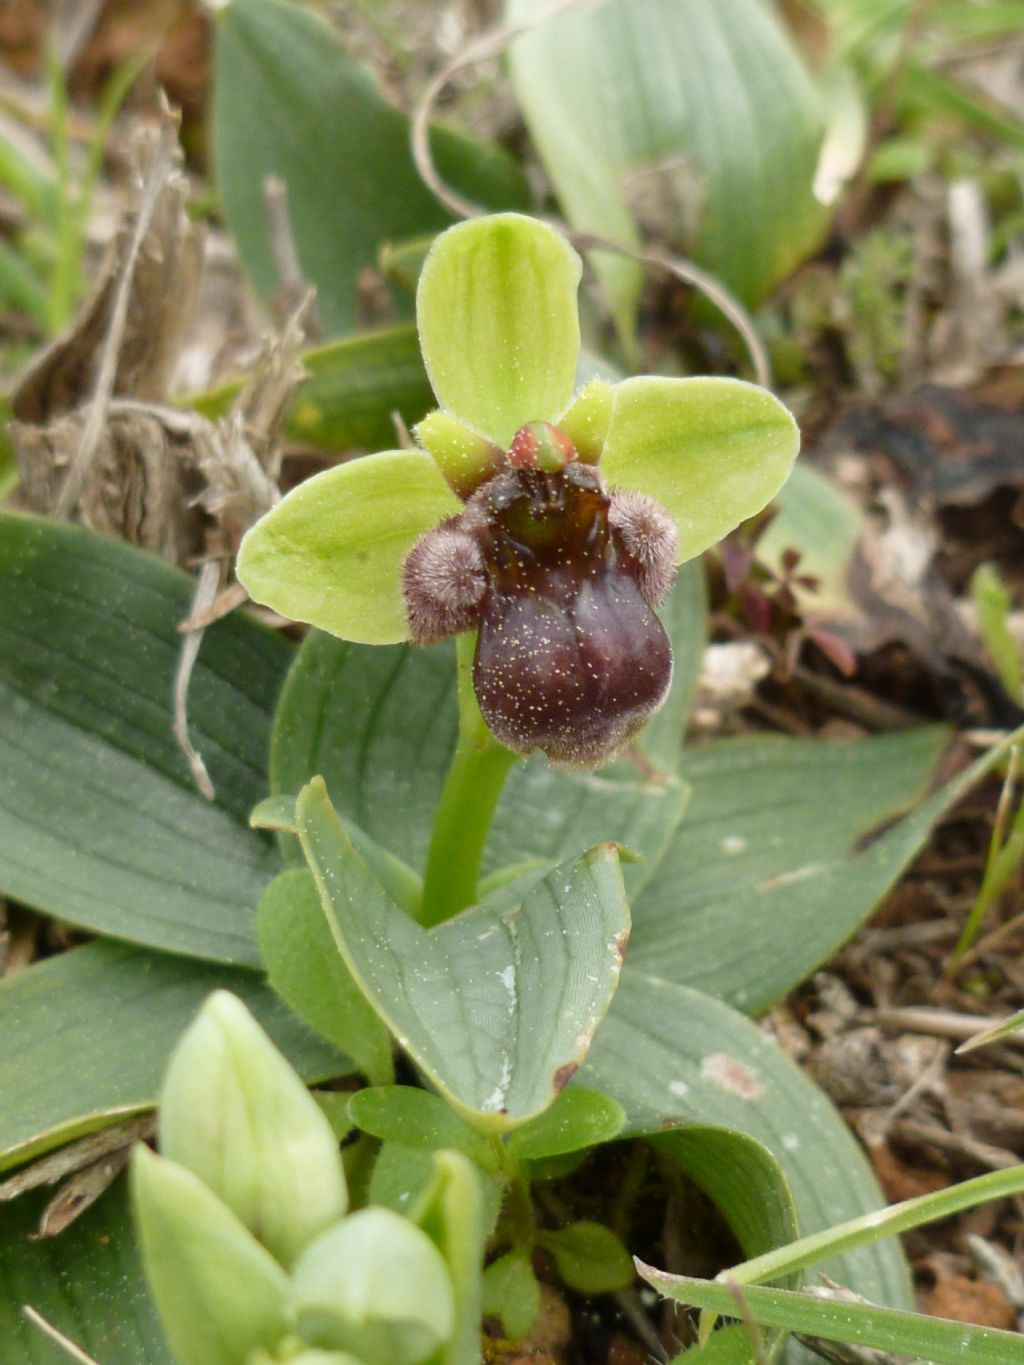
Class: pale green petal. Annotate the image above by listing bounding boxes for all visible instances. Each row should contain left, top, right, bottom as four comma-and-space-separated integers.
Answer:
600, 377, 800, 562
237, 451, 462, 645
557, 378, 613, 463
416, 213, 582, 445
414, 409, 502, 496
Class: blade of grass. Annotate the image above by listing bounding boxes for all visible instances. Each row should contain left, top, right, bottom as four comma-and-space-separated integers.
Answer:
956, 1006, 1024, 1055
951, 749, 1024, 965
717, 1164, 1024, 1289
639, 1267, 1024, 1364
45, 46, 77, 333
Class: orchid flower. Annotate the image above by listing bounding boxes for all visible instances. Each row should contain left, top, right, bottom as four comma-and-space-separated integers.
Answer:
237, 214, 798, 766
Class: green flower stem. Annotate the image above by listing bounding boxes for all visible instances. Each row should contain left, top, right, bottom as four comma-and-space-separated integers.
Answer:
503, 1169, 537, 1249
419, 632, 517, 927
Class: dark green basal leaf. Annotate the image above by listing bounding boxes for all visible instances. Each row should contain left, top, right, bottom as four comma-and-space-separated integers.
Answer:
257, 869, 393, 1086
0, 940, 349, 1172
629, 559, 707, 776
582, 971, 912, 1330
506, 0, 829, 339
213, 0, 529, 336
189, 325, 435, 455
270, 562, 704, 893
628, 726, 953, 1011
297, 778, 630, 1132
0, 512, 292, 965
651, 1127, 798, 1290
0, 1175, 171, 1365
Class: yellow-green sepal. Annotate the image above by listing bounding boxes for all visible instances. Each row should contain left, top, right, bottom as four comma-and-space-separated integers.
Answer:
237, 450, 462, 645
131, 1145, 291, 1365
416, 213, 582, 446
599, 377, 800, 563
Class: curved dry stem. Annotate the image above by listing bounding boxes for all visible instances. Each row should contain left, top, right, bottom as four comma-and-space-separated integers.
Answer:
570, 231, 771, 388
410, 0, 597, 221
409, 0, 772, 388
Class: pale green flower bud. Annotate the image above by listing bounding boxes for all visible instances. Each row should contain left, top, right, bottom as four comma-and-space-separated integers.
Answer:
131, 1145, 290, 1365
249, 1351, 363, 1365
159, 990, 347, 1268
290, 1207, 455, 1365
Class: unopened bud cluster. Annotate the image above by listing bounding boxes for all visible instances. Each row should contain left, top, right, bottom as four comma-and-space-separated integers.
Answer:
403, 423, 677, 766
131, 992, 457, 1365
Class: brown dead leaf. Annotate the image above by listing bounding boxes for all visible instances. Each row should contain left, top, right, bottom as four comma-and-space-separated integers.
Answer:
0, 1113, 154, 1205
32, 1150, 131, 1239
12, 108, 201, 426
924, 1274, 1017, 1331
867, 1141, 950, 1204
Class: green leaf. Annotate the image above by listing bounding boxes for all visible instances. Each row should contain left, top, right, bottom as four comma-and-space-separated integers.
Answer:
348, 1088, 494, 1168
369, 1143, 439, 1217
0, 233, 49, 327
258, 869, 393, 1085
507, 1088, 625, 1162
902, 60, 1024, 150
582, 971, 912, 1317
538, 1221, 634, 1294
638, 1267, 1024, 1365
0, 1175, 172, 1365
257, 802, 421, 913
158, 990, 348, 1270
0, 400, 17, 500
0, 940, 349, 1172
652, 1124, 800, 1362
213, 0, 528, 335
189, 325, 435, 455
297, 778, 630, 1132
600, 378, 801, 564
670, 1325, 760, 1363
0, 512, 291, 965
506, 0, 829, 338
629, 727, 952, 1011
972, 563, 1022, 703
237, 449, 462, 645
481, 1249, 540, 1342
416, 214, 582, 445
628, 558, 707, 775
411, 1150, 488, 1365
652, 1127, 799, 1281
132, 1146, 290, 1365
